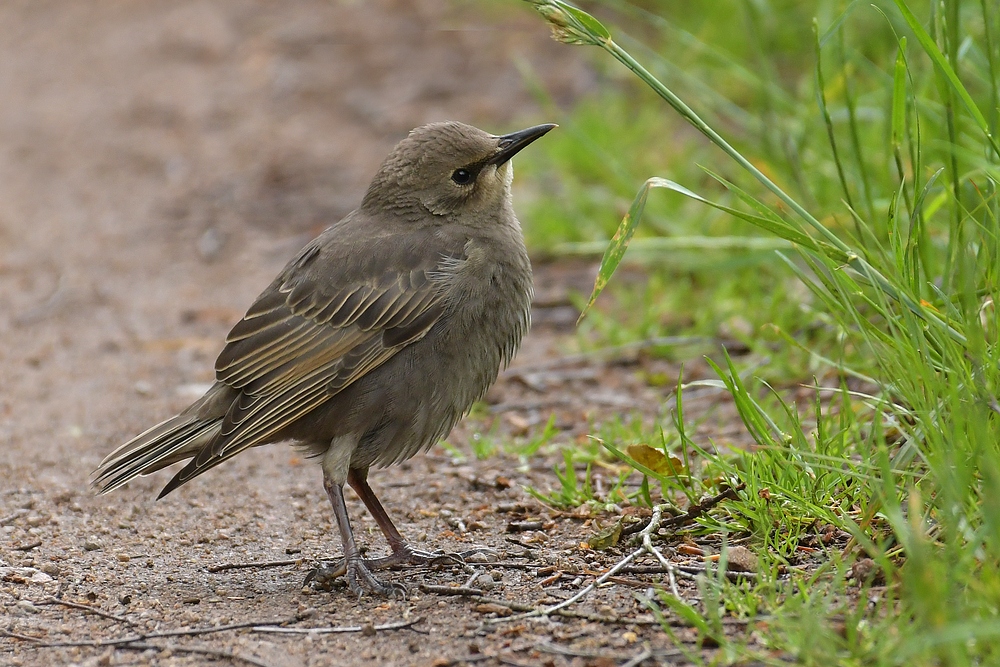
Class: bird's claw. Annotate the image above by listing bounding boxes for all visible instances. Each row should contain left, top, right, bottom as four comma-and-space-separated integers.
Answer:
347, 559, 406, 599
305, 558, 405, 598
304, 559, 347, 589
305, 545, 496, 593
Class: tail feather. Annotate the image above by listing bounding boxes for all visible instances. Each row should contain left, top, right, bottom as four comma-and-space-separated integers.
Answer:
92, 415, 222, 494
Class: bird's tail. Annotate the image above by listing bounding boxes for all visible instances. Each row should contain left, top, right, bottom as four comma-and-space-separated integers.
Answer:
92, 414, 222, 494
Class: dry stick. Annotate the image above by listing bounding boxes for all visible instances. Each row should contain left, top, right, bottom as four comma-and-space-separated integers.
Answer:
33, 596, 132, 624
497, 656, 537, 667
486, 501, 670, 624
619, 644, 656, 667
0, 509, 28, 526
207, 558, 301, 573
434, 653, 492, 666
31, 615, 302, 648
0, 629, 44, 643
461, 569, 484, 590
485, 546, 644, 625
485, 484, 746, 624
12, 540, 41, 551
466, 595, 657, 625
637, 484, 749, 598
659, 483, 745, 529
115, 641, 277, 667
639, 504, 681, 599
538, 640, 683, 662
620, 564, 757, 582
252, 617, 421, 635
587, 571, 695, 588
497, 655, 535, 667
420, 584, 484, 597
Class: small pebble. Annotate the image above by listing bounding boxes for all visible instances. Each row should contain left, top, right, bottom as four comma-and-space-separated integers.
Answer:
475, 574, 495, 590
851, 558, 885, 585
726, 546, 758, 573
16, 600, 39, 614
464, 551, 494, 564
30, 570, 53, 584
83, 537, 102, 551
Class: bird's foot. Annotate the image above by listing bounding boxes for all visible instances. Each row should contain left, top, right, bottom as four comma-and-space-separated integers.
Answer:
305, 545, 497, 591
305, 558, 405, 598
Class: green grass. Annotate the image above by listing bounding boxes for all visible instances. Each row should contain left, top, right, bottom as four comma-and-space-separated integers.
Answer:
506, 0, 1000, 664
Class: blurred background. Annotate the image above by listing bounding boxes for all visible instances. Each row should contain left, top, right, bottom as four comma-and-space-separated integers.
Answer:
0, 0, 595, 459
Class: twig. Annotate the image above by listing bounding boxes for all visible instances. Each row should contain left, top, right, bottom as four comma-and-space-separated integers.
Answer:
486, 488, 746, 625
539, 571, 571, 587
12, 540, 41, 551
461, 569, 483, 589
589, 571, 696, 587
619, 564, 757, 581
620, 515, 653, 537
0, 628, 44, 643
639, 505, 681, 599
470, 595, 659, 625
619, 565, 683, 574
419, 584, 484, 597
538, 641, 682, 661
486, 546, 645, 624
497, 655, 538, 667
620, 644, 655, 667
34, 596, 132, 624
0, 509, 28, 526
679, 564, 757, 581
435, 654, 492, 666
31, 615, 302, 648
659, 483, 745, 530
252, 617, 421, 634
114, 641, 277, 667
207, 558, 300, 573
503, 536, 538, 550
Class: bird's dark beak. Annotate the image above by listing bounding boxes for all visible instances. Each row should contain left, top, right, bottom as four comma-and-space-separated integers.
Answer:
489, 124, 557, 166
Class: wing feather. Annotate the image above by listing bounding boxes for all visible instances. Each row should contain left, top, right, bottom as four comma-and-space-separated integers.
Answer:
162, 245, 460, 490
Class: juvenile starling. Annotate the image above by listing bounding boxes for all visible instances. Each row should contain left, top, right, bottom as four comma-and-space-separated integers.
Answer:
93, 121, 555, 595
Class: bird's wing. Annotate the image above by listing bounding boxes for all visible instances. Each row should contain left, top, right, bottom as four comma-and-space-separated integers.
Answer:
159, 235, 459, 495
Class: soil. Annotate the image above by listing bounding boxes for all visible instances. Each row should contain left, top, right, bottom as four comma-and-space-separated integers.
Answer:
1, 2, 752, 665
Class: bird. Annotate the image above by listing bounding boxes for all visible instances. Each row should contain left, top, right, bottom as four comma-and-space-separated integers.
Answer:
92, 121, 556, 596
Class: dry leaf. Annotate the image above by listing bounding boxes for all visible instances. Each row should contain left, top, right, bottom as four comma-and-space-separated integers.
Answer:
626, 443, 684, 475
588, 518, 623, 550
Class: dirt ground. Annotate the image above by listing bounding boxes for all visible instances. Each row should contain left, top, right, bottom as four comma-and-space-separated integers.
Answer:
0, 2, 749, 665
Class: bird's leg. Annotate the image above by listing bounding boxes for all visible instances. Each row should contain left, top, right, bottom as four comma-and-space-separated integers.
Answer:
307, 471, 403, 597
347, 468, 496, 568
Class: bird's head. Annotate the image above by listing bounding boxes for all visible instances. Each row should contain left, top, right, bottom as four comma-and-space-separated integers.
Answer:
362, 121, 556, 219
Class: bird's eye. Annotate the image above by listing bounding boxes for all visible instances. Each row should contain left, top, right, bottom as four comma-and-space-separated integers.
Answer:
451, 168, 473, 185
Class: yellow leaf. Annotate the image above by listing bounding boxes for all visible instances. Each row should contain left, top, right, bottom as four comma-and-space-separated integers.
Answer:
626, 444, 684, 475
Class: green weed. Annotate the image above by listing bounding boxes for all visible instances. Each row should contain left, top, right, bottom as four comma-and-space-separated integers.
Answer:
519, 0, 1000, 663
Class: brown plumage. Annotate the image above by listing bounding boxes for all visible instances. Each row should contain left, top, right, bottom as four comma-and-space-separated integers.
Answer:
92, 121, 555, 595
